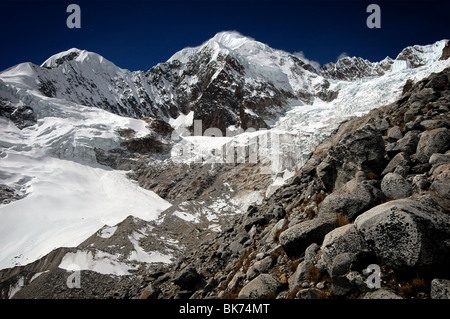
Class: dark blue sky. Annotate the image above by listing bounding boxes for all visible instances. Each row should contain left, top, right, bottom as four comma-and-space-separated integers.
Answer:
0, 0, 448, 72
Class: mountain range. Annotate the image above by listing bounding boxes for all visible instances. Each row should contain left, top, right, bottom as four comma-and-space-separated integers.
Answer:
0, 31, 449, 299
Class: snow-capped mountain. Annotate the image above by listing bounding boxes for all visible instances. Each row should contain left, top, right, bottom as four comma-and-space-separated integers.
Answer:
3, 32, 448, 135
0, 31, 449, 289
321, 40, 448, 80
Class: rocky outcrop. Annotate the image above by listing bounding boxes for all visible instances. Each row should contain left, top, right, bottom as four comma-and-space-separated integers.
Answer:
0, 184, 25, 205
321, 56, 389, 81
0, 99, 36, 129
439, 41, 450, 61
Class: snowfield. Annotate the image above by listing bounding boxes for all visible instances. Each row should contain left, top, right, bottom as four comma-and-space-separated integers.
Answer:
0, 102, 171, 270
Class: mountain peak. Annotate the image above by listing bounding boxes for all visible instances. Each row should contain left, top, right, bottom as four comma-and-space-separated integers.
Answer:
395, 39, 448, 68
41, 48, 121, 71
41, 48, 84, 68
168, 31, 267, 63
209, 31, 255, 50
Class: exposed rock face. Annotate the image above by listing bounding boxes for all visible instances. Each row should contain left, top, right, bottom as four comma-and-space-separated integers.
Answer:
0, 99, 36, 129
321, 40, 448, 81
0, 184, 25, 205
321, 56, 390, 81
440, 41, 450, 61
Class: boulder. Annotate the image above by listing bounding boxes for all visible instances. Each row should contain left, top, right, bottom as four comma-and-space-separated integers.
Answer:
430, 278, 450, 299
430, 164, 450, 200
387, 130, 420, 155
387, 126, 403, 141
329, 253, 360, 297
362, 289, 403, 299
420, 119, 447, 130
304, 243, 320, 264
331, 274, 355, 297
318, 179, 382, 221
295, 288, 322, 299
330, 124, 385, 189
252, 256, 274, 274
320, 224, 372, 275
227, 271, 246, 292
139, 284, 160, 299
264, 218, 288, 245
243, 217, 267, 232
382, 152, 410, 176
354, 199, 450, 272
288, 259, 313, 290
279, 218, 335, 259
331, 253, 358, 277
429, 153, 450, 167
238, 274, 282, 299
272, 205, 286, 219
393, 165, 409, 178
228, 240, 244, 255
414, 128, 450, 163
380, 172, 412, 199
409, 87, 438, 103
172, 266, 202, 290
404, 108, 419, 123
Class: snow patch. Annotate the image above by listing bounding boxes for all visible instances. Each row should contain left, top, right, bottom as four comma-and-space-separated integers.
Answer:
173, 210, 201, 223
59, 249, 134, 276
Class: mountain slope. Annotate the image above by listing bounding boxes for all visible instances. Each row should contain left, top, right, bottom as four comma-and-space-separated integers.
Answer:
129, 66, 450, 300
0, 32, 449, 299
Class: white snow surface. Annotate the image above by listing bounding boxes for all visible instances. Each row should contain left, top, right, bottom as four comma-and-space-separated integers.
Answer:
0, 89, 171, 270
0, 151, 171, 269
59, 249, 134, 276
